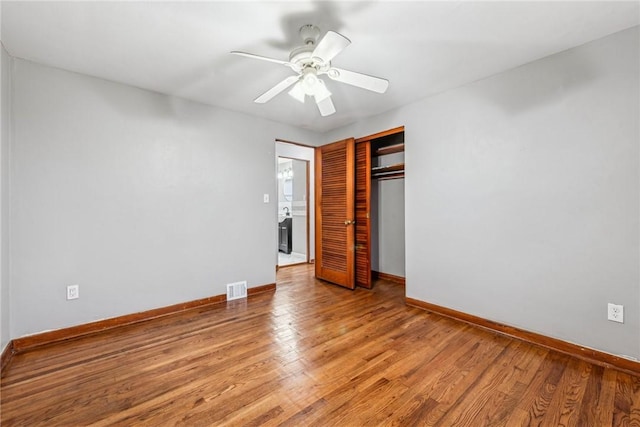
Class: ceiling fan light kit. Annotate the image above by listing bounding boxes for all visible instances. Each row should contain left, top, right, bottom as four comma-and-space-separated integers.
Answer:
288, 83, 306, 103
231, 25, 389, 117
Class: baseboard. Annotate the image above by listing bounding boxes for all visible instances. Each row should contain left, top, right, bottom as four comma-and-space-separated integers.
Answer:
10, 283, 276, 355
278, 262, 310, 268
1, 340, 14, 372
372, 271, 406, 285
247, 283, 276, 296
406, 297, 640, 376
277, 261, 314, 270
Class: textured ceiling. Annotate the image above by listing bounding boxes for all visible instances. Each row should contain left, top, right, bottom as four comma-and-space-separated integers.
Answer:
2, 1, 638, 133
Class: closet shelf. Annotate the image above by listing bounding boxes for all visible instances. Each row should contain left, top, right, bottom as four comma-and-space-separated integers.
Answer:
372, 163, 404, 173
371, 163, 405, 180
373, 143, 404, 156
375, 172, 404, 180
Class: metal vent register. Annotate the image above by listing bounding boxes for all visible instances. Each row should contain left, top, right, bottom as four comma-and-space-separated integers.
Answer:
226, 281, 248, 301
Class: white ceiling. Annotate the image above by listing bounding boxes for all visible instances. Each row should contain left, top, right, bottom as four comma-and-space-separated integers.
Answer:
2, 1, 638, 133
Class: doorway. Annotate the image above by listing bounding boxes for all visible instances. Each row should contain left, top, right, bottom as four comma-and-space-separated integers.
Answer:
277, 157, 309, 266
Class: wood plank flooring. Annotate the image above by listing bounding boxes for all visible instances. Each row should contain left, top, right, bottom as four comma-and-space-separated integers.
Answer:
2, 264, 639, 426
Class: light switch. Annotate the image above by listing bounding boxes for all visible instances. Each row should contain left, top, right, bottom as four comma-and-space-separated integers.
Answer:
263, 194, 270, 203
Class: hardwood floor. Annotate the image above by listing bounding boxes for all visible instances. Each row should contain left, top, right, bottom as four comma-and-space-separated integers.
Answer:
2, 264, 639, 426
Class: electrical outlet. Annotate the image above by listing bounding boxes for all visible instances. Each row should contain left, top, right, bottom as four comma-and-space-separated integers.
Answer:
607, 303, 623, 323
67, 284, 79, 300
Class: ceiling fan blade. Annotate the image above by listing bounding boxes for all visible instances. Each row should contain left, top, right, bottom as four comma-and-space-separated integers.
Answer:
231, 51, 290, 66
254, 75, 300, 104
327, 68, 389, 93
315, 95, 336, 117
312, 31, 351, 62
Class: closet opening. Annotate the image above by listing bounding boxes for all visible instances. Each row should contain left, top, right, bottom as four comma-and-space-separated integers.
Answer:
356, 127, 405, 288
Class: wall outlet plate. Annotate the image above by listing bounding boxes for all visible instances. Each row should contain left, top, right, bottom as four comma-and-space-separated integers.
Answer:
607, 303, 623, 323
67, 284, 79, 300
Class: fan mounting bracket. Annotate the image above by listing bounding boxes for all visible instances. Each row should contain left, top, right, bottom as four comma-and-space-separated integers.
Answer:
299, 24, 321, 46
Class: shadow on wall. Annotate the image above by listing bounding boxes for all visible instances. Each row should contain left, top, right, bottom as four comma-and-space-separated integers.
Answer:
469, 49, 598, 115
93, 71, 231, 122
265, 1, 372, 50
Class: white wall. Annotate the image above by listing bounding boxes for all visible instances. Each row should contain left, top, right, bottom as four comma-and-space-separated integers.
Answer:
1, 43, 12, 351
276, 141, 315, 260
326, 27, 640, 359
371, 178, 405, 278
277, 159, 293, 216
291, 159, 307, 256
10, 59, 317, 338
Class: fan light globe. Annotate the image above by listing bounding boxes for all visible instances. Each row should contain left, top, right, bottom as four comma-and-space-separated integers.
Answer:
302, 71, 318, 95
314, 80, 331, 102
288, 83, 306, 103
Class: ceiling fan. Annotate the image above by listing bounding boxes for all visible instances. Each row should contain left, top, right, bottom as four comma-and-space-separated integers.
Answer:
231, 25, 389, 117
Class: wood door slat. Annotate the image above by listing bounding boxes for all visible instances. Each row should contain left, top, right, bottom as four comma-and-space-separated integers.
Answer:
355, 141, 372, 288
315, 138, 355, 289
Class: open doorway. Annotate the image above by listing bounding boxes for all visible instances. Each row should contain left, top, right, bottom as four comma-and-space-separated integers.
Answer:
275, 141, 315, 268
277, 157, 309, 266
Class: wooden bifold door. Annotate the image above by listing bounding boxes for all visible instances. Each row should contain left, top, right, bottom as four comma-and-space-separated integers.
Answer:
315, 127, 404, 290
315, 138, 356, 289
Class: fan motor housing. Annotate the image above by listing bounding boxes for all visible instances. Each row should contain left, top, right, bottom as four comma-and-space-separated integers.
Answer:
290, 47, 330, 72
289, 45, 314, 65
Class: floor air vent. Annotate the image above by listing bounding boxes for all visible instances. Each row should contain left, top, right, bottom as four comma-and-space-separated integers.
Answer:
226, 281, 248, 301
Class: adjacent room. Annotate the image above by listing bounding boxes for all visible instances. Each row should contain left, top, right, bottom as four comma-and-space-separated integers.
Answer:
0, 1, 638, 424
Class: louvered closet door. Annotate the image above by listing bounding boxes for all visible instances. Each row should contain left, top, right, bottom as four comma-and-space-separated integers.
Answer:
355, 141, 372, 288
315, 138, 355, 289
